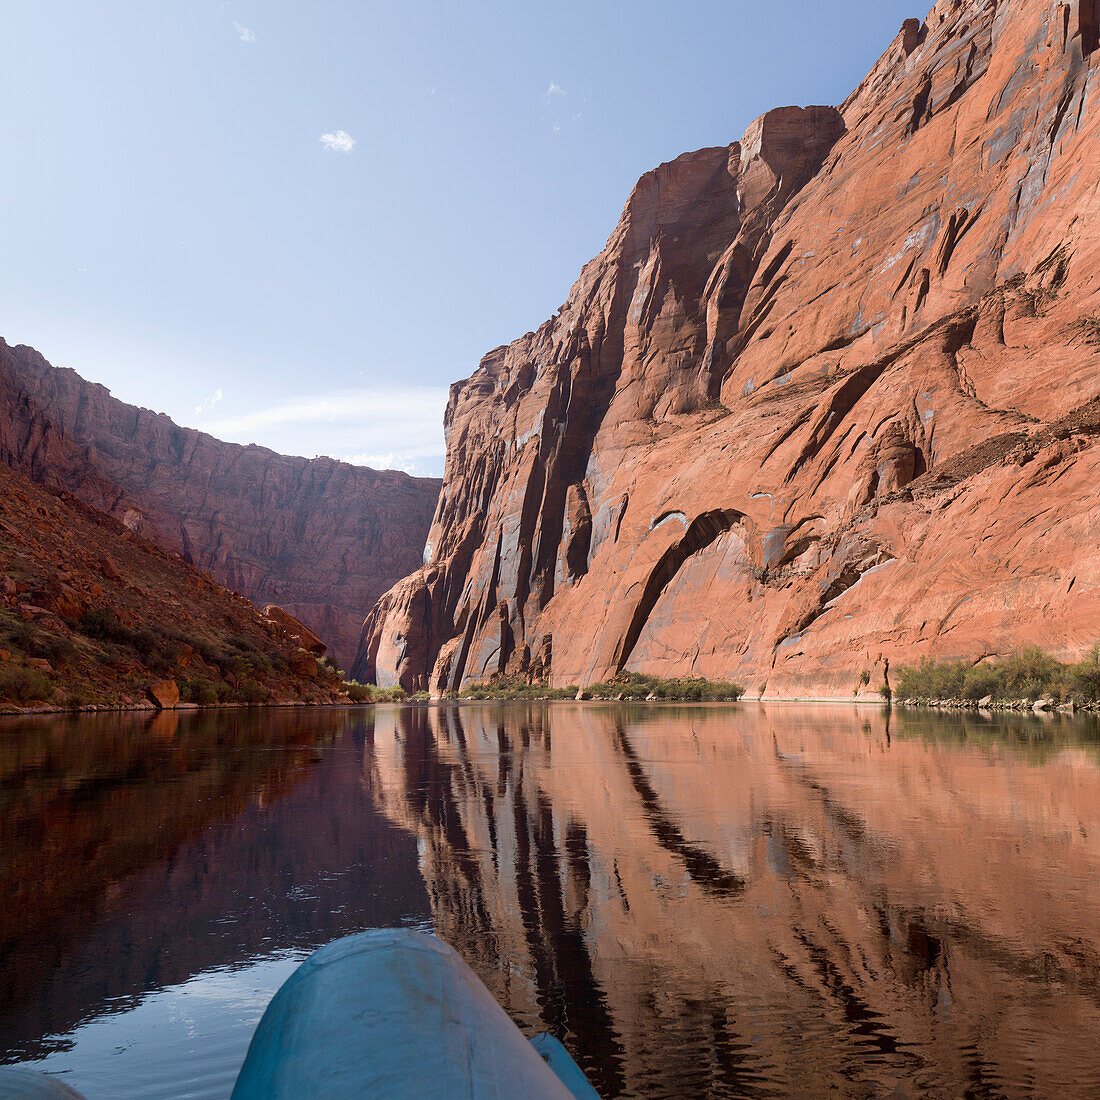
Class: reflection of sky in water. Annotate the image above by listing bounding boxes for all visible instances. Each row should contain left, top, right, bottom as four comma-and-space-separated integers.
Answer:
18, 953, 305, 1100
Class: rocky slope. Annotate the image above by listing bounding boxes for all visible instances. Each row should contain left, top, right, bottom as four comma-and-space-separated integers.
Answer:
0, 340, 441, 670
358, 0, 1100, 697
0, 462, 350, 710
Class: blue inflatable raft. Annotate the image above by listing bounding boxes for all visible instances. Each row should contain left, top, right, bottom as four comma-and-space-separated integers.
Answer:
0, 930, 600, 1099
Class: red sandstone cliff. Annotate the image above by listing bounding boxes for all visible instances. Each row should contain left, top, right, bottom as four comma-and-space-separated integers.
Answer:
0, 341, 441, 669
357, 0, 1100, 696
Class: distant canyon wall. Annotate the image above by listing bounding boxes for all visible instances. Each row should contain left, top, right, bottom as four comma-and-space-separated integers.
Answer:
0, 340, 440, 669
358, 0, 1100, 695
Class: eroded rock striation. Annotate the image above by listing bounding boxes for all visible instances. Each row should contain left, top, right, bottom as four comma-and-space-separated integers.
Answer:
0, 341, 441, 669
358, 0, 1100, 696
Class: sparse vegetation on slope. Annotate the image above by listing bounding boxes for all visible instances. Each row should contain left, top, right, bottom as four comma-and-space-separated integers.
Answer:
0, 463, 347, 711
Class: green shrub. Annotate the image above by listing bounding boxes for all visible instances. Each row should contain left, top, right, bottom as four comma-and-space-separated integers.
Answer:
960, 666, 1001, 702
0, 667, 55, 704
340, 679, 410, 703
896, 657, 965, 700
344, 680, 372, 703
27, 633, 78, 665
237, 680, 271, 705
583, 672, 743, 702
374, 686, 407, 702
3, 620, 36, 649
195, 639, 225, 665
78, 607, 128, 643
1069, 652, 1100, 699
461, 672, 743, 702
460, 679, 576, 701
896, 645, 1100, 704
318, 657, 344, 681
78, 608, 165, 665
181, 679, 218, 705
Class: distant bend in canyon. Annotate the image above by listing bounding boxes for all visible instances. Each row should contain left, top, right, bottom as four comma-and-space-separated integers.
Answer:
357, 0, 1100, 697
0, 341, 441, 670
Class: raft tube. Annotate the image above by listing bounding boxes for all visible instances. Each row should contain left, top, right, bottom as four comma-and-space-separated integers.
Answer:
232, 928, 600, 1099
0, 1070, 87, 1099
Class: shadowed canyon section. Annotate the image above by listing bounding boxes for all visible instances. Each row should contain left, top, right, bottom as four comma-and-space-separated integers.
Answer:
0, 341, 441, 670
358, 0, 1100, 696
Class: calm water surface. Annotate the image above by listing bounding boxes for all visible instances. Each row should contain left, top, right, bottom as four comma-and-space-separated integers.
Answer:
3, 703, 1100, 1098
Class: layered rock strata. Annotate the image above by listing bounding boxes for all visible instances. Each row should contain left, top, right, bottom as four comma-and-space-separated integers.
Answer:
358, 0, 1100, 696
0, 341, 441, 669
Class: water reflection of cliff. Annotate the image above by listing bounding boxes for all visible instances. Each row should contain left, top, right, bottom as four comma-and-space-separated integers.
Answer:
0, 709, 428, 1060
368, 703, 1100, 1098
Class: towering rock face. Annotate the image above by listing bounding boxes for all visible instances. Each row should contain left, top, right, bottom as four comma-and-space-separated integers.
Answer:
358, 0, 1100, 696
0, 342, 440, 669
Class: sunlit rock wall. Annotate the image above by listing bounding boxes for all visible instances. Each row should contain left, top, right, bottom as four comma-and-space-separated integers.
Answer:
358, 0, 1100, 695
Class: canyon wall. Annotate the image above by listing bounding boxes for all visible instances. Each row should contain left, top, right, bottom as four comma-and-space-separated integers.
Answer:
358, 0, 1100, 696
0, 340, 441, 669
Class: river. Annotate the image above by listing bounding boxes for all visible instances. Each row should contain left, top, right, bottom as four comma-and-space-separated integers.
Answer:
2, 703, 1099, 1098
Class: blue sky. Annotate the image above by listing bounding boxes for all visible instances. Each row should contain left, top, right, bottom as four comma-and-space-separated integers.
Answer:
1, 1, 918, 476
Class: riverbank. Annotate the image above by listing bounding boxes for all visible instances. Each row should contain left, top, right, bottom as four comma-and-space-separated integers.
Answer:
0, 697, 357, 717
893, 648, 1100, 711
458, 671, 743, 703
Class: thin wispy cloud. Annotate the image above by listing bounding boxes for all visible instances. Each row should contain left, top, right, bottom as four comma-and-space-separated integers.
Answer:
344, 452, 422, 475
543, 79, 583, 136
233, 21, 255, 44
202, 385, 448, 475
319, 130, 356, 153
194, 388, 224, 415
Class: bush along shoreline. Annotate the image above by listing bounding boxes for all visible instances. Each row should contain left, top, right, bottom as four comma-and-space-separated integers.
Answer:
459, 671, 744, 702
891, 647, 1100, 711
342, 680, 428, 704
